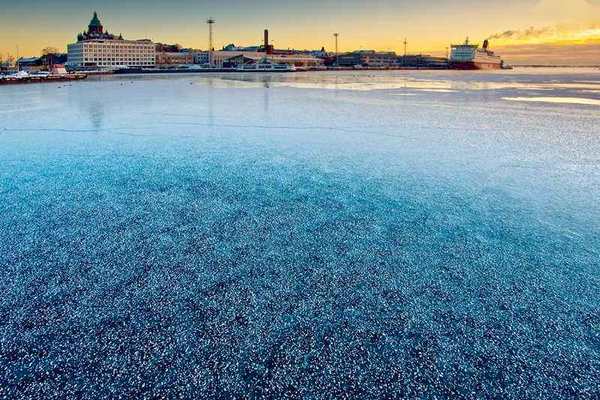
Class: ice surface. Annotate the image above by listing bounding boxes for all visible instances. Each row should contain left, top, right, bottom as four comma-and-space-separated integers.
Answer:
0, 69, 599, 398
504, 96, 600, 106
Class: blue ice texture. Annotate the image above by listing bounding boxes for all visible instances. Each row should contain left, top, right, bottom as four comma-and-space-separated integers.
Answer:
0, 69, 599, 399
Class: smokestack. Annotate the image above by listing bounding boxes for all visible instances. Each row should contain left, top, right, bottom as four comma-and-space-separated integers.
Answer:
483, 39, 489, 50
264, 29, 269, 54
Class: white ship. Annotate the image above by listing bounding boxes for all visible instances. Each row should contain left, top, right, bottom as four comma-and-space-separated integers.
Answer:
450, 38, 503, 70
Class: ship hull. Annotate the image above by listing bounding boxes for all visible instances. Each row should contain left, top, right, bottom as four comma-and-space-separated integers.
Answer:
450, 62, 502, 70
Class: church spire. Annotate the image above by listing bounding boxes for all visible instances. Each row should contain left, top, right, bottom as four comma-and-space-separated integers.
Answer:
79, 11, 117, 41
88, 11, 104, 35
89, 11, 101, 27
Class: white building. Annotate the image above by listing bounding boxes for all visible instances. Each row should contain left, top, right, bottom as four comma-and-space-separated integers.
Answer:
67, 12, 156, 69
67, 39, 156, 69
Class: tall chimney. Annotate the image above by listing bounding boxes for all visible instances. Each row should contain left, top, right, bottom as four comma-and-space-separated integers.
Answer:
264, 29, 269, 54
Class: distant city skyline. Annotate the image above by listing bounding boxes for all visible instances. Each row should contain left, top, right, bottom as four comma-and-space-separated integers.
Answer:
1, 0, 599, 65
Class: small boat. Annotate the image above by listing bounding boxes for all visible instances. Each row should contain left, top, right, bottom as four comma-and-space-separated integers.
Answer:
11, 71, 31, 79
30, 71, 51, 78
0, 70, 87, 85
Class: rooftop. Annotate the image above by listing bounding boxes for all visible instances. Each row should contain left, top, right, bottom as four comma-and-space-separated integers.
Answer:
89, 12, 102, 28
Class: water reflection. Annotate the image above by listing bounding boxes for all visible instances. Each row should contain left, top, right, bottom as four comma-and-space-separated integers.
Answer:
263, 80, 270, 117
203, 77, 215, 128
205, 69, 600, 95
86, 97, 105, 131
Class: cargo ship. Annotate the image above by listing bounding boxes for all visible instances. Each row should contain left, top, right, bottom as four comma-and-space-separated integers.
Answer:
450, 38, 503, 70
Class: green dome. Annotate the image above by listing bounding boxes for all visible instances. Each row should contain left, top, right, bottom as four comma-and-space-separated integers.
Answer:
89, 12, 101, 27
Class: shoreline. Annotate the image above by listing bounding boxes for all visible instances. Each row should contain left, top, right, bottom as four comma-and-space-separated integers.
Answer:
2, 66, 598, 86
110, 66, 453, 75
0, 74, 88, 85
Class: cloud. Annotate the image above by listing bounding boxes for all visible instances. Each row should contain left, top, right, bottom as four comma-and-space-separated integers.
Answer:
487, 23, 600, 45
495, 40, 600, 65
487, 19, 600, 65
487, 27, 554, 41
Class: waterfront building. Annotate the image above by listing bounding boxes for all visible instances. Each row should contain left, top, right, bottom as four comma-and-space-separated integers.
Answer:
265, 54, 323, 68
193, 52, 210, 65
155, 51, 194, 66
337, 50, 398, 67
221, 55, 261, 68
155, 43, 183, 53
335, 52, 361, 67
0, 59, 12, 72
67, 12, 155, 69
17, 53, 69, 72
306, 47, 328, 59
209, 51, 266, 67
17, 57, 45, 72
209, 51, 322, 69
398, 54, 449, 69
222, 44, 262, 52
154, 43, 201, 66
211, 29, 323, 69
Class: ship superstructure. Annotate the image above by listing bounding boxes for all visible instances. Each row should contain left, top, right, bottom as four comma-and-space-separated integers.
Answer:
450, 38, 503, 70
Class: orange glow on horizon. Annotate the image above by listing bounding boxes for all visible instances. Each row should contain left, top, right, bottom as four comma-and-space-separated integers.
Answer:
1, 0, 599, 65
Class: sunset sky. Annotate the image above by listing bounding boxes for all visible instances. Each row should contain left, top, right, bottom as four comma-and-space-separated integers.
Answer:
1, 0, 599, 65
